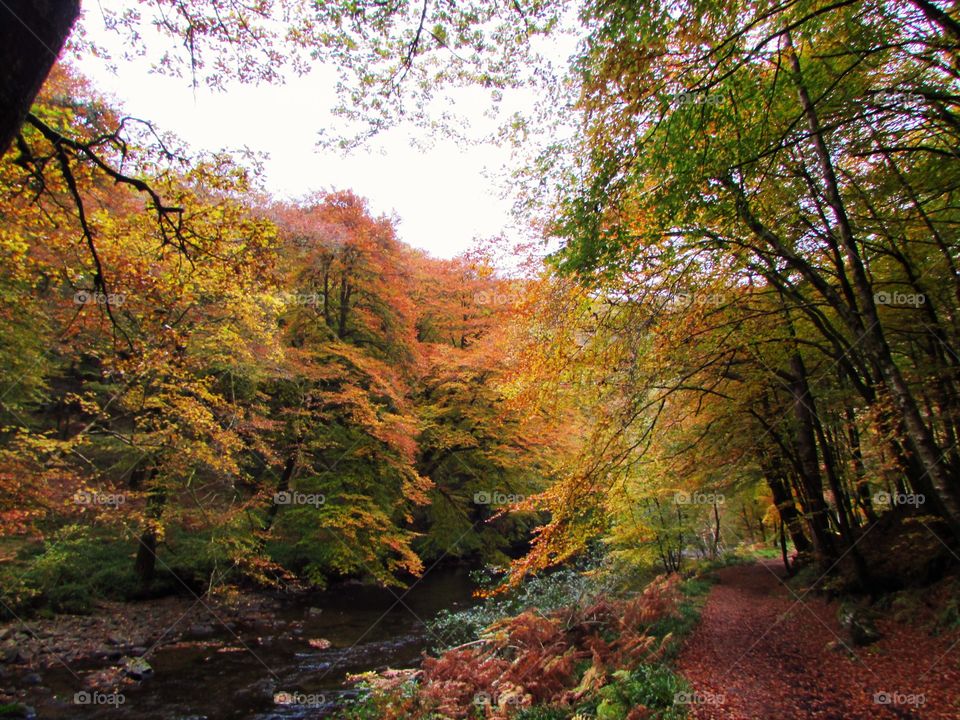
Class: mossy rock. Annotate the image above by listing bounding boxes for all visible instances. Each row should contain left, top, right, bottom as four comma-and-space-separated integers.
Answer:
838, 604, 882, 646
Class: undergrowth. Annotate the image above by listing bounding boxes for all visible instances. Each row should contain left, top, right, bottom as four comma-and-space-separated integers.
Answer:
339, 561, 716, 720
0, 524, 245, 617
428, 554, 617, 651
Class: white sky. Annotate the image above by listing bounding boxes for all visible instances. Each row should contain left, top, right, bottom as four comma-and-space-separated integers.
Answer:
71, 7, 522, 260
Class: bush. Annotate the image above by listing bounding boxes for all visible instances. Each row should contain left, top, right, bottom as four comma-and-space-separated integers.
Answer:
0, 526, 139, 615
934, 592, 960, 634
596, 665, 689, 720
642, 575, 715, 663
428, 554, 616, 650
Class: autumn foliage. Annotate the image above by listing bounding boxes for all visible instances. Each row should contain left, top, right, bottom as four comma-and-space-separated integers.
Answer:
0, 65, 567, 608
348, 575, 683, 719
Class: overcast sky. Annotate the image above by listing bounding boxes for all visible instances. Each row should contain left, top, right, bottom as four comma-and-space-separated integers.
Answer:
72, 6, 522, 260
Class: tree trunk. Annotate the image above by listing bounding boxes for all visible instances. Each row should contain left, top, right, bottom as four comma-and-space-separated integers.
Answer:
845, 406, 877, 523
779, 519, 792, 575
766, 470, 812, 554
711, 499, 721, 558
264, 454, 297, 533
0, 1, 80, 156
789, 353, 837, 560
337, 275, 352, 339
785, 30, 960, 539
133, 467, 164, 590
323, 267, 332, 329
740, 505, 755, 543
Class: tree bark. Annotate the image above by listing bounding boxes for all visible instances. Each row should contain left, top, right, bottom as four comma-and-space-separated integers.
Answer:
788, 353, 837, 560
711, 498, 721, 558
779, 520, 792, 575
765, 463, 812, 554
133, 467, 164, 590
845, 406, 877, 523
264, 453, 297, 533
0, 0, 80, 156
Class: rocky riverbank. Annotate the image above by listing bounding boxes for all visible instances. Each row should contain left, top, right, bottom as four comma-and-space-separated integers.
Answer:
0, 591, 322, 713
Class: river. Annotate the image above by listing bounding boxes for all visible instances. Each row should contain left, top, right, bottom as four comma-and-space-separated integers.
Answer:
30, 566, 476, 719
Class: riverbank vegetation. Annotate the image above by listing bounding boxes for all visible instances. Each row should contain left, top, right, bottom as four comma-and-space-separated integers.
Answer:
341, 558, 716, 720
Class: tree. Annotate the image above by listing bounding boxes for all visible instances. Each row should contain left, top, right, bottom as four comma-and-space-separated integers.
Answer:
0, 1, 80, 155
550, 0, 960, 544
1, 0, 559, 156
1, 66, 285, 595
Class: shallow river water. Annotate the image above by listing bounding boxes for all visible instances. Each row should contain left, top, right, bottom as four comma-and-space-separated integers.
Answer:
32, 567, 475, 719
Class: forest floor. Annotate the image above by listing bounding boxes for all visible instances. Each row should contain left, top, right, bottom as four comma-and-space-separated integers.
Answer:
676, 560, 960, 719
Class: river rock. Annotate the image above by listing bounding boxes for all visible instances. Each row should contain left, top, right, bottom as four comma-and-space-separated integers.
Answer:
236, 677, 276, 702
21, 673, 42, 686
185, 624, 215, 640
250, 618, 275, 633
121, 655, 154, 680
0, 642, 23, 664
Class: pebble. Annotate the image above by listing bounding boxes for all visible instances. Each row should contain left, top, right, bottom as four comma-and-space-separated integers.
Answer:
21, 673, 42, 686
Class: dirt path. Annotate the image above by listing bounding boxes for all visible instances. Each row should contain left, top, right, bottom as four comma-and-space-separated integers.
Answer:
675, 561, 960, 719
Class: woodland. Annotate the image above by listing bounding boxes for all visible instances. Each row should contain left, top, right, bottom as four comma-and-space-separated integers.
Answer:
1, 0, 959, 719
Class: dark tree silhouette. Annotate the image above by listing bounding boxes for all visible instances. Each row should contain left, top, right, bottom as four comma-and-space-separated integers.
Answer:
0, 0, 80, 156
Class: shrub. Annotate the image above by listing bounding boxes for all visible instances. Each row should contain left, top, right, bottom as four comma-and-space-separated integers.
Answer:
596, 665, 689, 720
428, 553, 616, 650
0, 525, 137, 615
343, 574, 686, 719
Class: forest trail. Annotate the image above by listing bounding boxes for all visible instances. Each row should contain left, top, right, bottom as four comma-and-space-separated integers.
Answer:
675, 561, 960, 719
